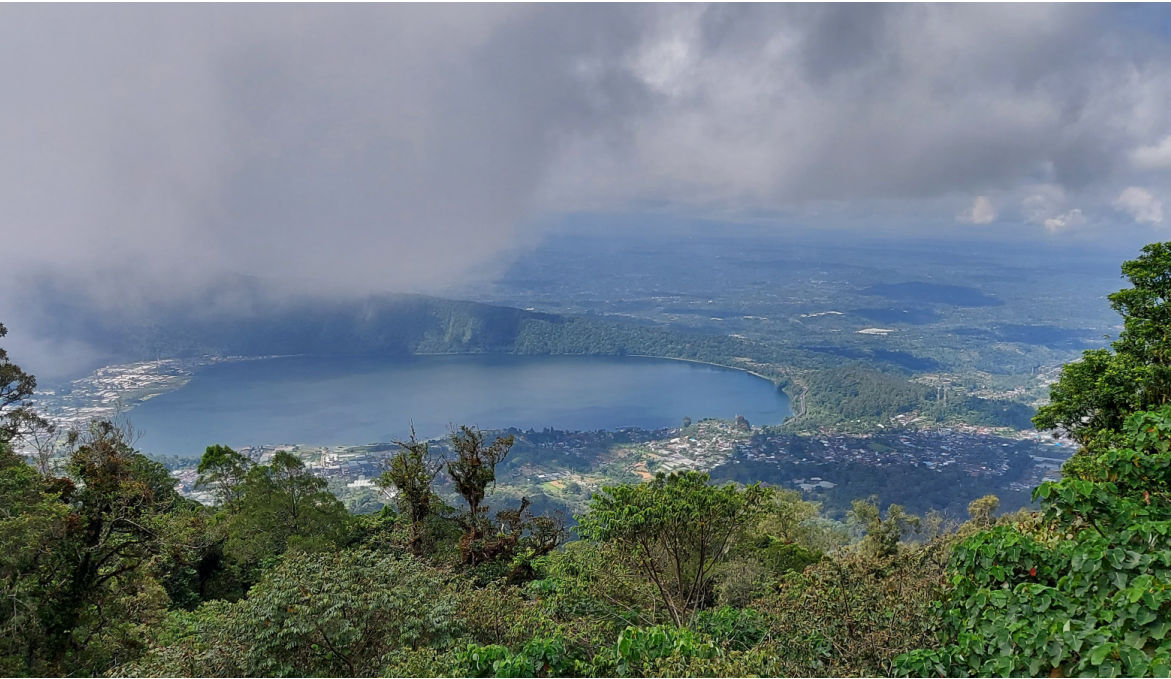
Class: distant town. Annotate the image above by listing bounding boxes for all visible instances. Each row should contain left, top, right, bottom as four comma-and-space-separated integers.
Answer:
162, 417, 1070, 513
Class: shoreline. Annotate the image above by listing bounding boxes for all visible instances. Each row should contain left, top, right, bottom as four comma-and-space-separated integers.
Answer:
414, 349, 786, 386
35, 350, 798, 447
624, 354, 782, 385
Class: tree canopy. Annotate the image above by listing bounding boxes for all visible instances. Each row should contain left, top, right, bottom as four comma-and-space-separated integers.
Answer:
578, 471, 771, 626
0, 322, 44, 442
1035, 242, 1171, 448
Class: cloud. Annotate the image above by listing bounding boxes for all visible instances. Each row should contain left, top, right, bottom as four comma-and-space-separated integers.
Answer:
3, 4, 1171, 370
1043, 209, 1087, 233
958, 196, 997, 224
1022, 184, 1070, 226
1114, 186, 1165, 224
543, 4, 1171, 210
1017, 184, 1090, 233
1131, 136, 1171, 170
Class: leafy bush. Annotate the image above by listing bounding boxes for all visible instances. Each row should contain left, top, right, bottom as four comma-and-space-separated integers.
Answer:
595, 625, 719, 677
692, 606, 770, 650
126, 549, 462, 677
897, 407, 1171, 677
457, 637, 583, 678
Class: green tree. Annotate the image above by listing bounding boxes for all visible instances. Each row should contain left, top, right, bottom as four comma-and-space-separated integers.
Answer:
1035, 242, 1171, 447
489, 498, 568, 583
714, 490, 828, 606
447, 426, 514, 559
55, 422, 183, 665
224, 451, 349, 578
125, 549, 462, 677
0, 322, 45, 442
758, 488, 822, 546
754, 541, 952, 677
529, 540, 663, 638
578, 471, 771, 626
0, 440, 72, 675
378, 429, 443, 556
847, 497, 920, 559
0, 419, 187, 675
194, 444, 252, 507
966, 494, 999, 527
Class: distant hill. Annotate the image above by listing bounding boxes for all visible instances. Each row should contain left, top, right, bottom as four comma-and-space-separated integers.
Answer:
23, 279, 780, 372
37, 292, 563, 362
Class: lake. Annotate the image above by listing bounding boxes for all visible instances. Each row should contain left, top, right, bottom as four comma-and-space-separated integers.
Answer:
129, 354, 792, 455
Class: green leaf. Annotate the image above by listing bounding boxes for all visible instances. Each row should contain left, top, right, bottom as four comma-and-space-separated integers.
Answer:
1090, 642, 1116, 666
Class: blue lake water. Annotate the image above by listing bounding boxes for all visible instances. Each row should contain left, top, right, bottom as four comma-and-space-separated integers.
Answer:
130, 354, 792, 455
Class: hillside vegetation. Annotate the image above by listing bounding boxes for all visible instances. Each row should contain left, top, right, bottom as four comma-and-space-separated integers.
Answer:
2, 244, 1170, 676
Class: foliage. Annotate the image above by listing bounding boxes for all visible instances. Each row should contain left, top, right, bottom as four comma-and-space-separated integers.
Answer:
757, 540, 824, 578
119, 600, 248, 677
0, 322, 45, 441
691, 606, 769, 650
967, 493, 999, 527
127, 549, 462, 677
194, 444, 252, 506
448, 426, 514, 559
526, 541, 664, 641
0, 420, 192, 675
897, 407, 1171, 677
848, 497, 921, 559
578, 471, 771, 626
458, 637, 585, 678
457, 624, 721, 678
929, 395, 1038, 429
755, 542, 953, 677
1033, 348, 1142, 449
492, 498, 570, 584
600, 624, 719, 676
0, 441, 72, 676
756, 488, 823, 545
798, 363, 932, 424
242, 549, 462, 676
222, 451, 350, 580
378, 429, 444, 555
1035, 242, 1171, 448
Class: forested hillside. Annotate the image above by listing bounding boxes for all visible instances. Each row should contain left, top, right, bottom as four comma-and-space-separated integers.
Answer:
2, 244, 1170, 677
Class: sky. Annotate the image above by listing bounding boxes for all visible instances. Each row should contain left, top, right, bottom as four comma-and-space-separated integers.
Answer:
4, 3, 1171, 374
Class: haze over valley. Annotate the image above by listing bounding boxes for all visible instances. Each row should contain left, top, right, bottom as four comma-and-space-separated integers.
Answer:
21, 228, 1116, 518
4, 5, 1171, 678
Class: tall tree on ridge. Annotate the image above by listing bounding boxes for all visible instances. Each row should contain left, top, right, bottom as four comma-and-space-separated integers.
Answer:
378, 428, 444, 556
447, 425, 513, 561
1035, 242, 1171, 448
0, 322, 45, 443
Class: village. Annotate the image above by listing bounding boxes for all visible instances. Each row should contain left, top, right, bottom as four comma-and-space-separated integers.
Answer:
165, 416, 1072, 514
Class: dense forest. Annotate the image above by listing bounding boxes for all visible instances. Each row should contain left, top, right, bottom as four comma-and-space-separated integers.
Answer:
3, 244, 1171, 676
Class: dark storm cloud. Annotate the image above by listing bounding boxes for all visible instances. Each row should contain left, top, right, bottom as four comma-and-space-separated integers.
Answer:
4, 3, 1171, 373
542, 4, 1166, 207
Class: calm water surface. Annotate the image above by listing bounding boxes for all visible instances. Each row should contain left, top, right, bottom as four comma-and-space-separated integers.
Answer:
131, 354, 791, 455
